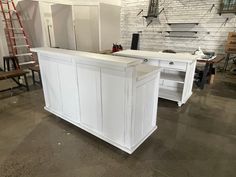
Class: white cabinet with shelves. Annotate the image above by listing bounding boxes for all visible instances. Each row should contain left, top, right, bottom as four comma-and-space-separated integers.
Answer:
114, 49, 197, 107
160, 70, 185, 83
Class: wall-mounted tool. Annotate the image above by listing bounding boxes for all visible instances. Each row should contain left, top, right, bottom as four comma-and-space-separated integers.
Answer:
223, 17, 229, 26
137, 9, 143, 16
147, 20, 153, 27
209, 4, 215, 12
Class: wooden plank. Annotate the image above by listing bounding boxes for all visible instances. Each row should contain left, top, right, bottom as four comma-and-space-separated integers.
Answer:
0, 70, 28, 80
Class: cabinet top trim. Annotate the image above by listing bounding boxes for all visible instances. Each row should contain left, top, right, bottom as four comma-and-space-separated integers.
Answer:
113, 50, 198, 63
31, 48, 142, 68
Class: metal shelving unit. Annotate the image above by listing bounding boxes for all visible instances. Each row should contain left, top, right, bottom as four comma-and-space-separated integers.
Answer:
165, 23, 199, 38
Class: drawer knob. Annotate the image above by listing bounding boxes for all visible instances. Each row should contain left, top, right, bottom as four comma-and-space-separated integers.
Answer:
169, 61, 174, 65
144, 59, 148, 62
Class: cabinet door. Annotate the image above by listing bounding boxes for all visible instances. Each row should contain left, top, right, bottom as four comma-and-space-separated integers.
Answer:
133, 79, 157, 145
101, 69, 126, 145
58, 63, 79, 123
77, 64, 102, 132
74, 6, 99, 52
40, 58, 62, 113
51, 4, 76, 50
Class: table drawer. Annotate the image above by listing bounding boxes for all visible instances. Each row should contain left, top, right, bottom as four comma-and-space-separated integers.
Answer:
143, 59, 159, 66
159, 60, 187, 71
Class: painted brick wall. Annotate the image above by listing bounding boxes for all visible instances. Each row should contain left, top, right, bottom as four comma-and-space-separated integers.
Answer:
120, 0, 236, 54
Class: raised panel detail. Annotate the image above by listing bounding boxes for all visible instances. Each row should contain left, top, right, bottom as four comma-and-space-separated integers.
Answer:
77, 64, 102, 132
58, 63, 79, 123
101, 69, 126, 145
133, 79, 157, 145
40, 58, 61, 112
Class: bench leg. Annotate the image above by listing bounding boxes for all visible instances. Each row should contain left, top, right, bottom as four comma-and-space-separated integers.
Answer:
32, 70, 36, 85
6, 60, 10, 71
23, 74, 29, 91
4, 59, 6, 71
38, 71, 42, 86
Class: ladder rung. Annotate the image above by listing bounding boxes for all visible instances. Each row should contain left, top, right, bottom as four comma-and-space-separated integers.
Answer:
15, 53, 32, 57
19, 61, 36, 66
1, 1, 13, 4
1, 9, 16, 13
6, 32, 24, 35
10, 36, 26, 39
2, 19, 18, 21
6, 27, 23, 30
13, 45, 30, 48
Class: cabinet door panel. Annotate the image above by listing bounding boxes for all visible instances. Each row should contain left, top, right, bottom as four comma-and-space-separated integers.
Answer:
101, 69, 125, 145
58, 63, 79, 123
74, 6, 99, 52
133, 79, 157, 145
40, 58, 62, 113
77, 64, 102, 132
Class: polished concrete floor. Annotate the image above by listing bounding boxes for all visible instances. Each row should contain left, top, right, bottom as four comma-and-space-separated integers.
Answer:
0, 74, 236, 177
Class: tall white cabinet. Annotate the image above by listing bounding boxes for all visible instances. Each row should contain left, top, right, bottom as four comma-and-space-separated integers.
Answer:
51, 4, 76, 50
73, 5, 100, 52
31, 47, 161, 154
51, 3, 121, 52
17, 0, 55, 47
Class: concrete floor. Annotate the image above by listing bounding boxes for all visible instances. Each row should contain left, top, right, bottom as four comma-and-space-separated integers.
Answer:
0, 74, 236, 177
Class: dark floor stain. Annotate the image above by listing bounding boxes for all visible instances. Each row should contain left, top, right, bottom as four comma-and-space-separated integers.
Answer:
211, 81, 236, 99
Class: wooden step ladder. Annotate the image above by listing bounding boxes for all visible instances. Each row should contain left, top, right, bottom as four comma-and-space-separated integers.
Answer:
0, 0, 36, 68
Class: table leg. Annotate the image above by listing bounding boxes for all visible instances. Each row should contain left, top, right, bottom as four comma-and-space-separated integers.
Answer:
200, 63, 210, 89
32, 70, 36, 85
224, 53, 230, 71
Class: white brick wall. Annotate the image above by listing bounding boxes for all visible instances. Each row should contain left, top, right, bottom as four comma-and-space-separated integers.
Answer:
120, 0, 236, 54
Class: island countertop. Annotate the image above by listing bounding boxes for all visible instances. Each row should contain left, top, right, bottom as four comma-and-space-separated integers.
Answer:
31, 47, 142, 67
113, 49, 198, 63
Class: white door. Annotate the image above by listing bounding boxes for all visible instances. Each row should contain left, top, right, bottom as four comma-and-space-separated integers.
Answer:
58, 63, 79, 123
74, 6, 99, 52
77, 64, 102, 132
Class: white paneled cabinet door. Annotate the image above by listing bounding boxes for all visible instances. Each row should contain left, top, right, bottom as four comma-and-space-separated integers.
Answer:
101, 69, 126, 145
77, 64, 102, 133
58, 63, 79, 123
133, 79, 158, 145
74, 6, 99, 52
40, 58, 62, 113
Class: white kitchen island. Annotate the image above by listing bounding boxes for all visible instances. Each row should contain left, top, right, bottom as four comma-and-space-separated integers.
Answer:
31, 48, 161, 154
114, 50, 197, 107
